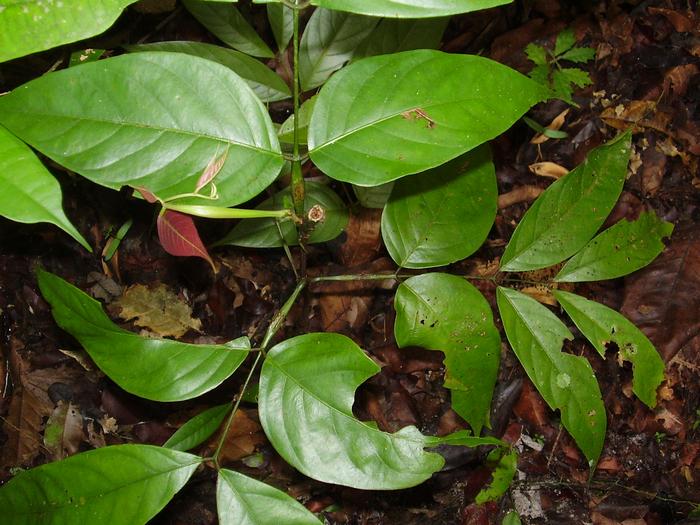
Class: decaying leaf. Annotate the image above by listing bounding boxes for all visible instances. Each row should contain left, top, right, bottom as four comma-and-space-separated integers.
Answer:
43, 401, 86, 460
621, 224, 700, 362
528, 161, 569, 179
498, 185, 544, 209
203, 409, 265, 464
531, 108, 570, 144
112, 283, 202, 338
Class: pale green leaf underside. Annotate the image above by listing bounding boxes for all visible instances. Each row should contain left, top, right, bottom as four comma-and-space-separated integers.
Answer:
216, 181, 348, 248
500, 133, 632, 272
0, 125, 90, 251
308, 50, 548, 186
394, 273, 500, 435
309, 0, 512, 18
164, 403, 231, 451
497, 287, 606, 466
354, 17, 448, 59
182, 0, 273, 58
382, 147, 497, 269
0, 445, 200, 525
353, 182, 394, 208
217, 469, 320, 525
0, 52, 284, 207
279, 95, 317, 145
554, 290, 665, 408
127, 42, 290, 102
37, 269, 250, 402
259, 333, 449, 489
0, 0, 137, 63
299, 7, 378, 91
555, 212, 674, 282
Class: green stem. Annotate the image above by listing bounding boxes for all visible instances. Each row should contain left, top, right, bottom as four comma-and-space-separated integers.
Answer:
290, 3, 305, 221
309, 272, 552, 287
213, 351, 262, 468
261, 278, 307, 350
164, 203, 293, 220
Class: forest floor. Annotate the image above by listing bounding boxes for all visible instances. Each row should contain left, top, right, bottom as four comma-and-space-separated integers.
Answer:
1, 0, 699, 523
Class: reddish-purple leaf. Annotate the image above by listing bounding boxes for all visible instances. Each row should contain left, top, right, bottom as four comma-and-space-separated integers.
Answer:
196, 149, 229, 193
133, 186, 159, 203
157, 210, 215, 272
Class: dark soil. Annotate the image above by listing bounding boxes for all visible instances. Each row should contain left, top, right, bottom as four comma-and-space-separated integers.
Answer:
1, 1, 699, 523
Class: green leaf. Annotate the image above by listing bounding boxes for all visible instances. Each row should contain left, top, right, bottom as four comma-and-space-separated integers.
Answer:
299, 8, 378, 91
524, 43, 547, 66
475, 448, 518, 504
503, 511, 523, 525
354, 17, 449, 59
127, 42, 290, 102
164, 404, 231, 451
394, 273, 501, 435
267, 3, 294, 51
554, 28, 576, 56
216, 181, 348, 248
217, 469, 320, 525
182, 0, 273, 58
0, 0, 136, 63
37, 269, 250, 402
381, 147, 497, 268
550, 69, 575, 104
308, 50, 548, 186
528, 63, 550, 85
69, 48, 106, 67
308, 0, 513, 18
0, 52, 284, 208
259, 333, 500, 489
353, 182, 394, 208
497, 287, 606, 466
500, 133, 631, 272
553, 290, 665, 408
0, 125, 90, 251
559, 47, 596, 63
278, 95, 318, 145
559, 67, 592, 88
0, 445, 201, 525
555, 212, 673, 282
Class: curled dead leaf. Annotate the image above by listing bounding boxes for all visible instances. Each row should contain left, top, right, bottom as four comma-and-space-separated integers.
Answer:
529, 161, 569, 179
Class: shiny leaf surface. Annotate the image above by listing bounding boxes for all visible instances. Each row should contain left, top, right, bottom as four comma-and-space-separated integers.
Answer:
354, 17, 448, 58
164, 403, 231, 451
554, 290, 664, 408
0, 125, 90, 251
182, 0, 274, 57
497, 287, 606, 466
37, 270, 250, 402
555, 212, 673, 282
299, 7, 378, 91
127, 42, 290, 102
259, 333, 499, 489
394, 273, 500, 434
0, 52, 283, 207
217, 469, 320, 525
382, 147, 497, 268
0, 0, 136, 63
308, 50, 548, 186
309, 0, 512, 18
500, 133, 631, 272
0, 445, 200, 525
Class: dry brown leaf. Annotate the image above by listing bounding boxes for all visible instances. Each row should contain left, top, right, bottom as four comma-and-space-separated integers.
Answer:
112, 283, 201, 338
529, 161, 569, 179
621, 225, 700, 362
520, 285, 557, 306
43, 401, 85, 460
647, 7, 696, 33
601, 101, 671, 135
531, 108, 570, 144
498, 185, 544, 209
204, 409, 265, 463
337, 208, 382, 266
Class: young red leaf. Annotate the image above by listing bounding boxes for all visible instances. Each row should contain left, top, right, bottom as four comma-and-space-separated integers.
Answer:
133, 186, 159, 203
196, 149, 229, 193
157, 210, 215, 272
